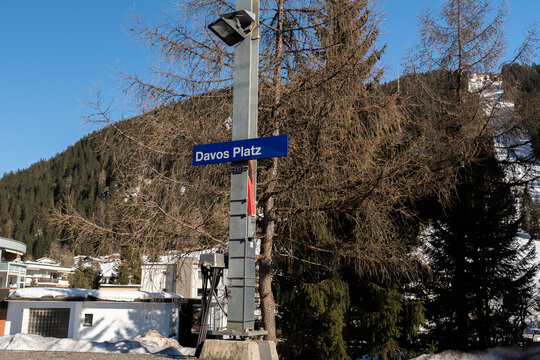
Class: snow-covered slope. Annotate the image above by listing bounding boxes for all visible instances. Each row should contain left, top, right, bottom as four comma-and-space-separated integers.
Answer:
470, 73, 540, 200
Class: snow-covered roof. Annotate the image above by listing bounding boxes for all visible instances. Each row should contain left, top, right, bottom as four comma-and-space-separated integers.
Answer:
74, 253, 120, 263
25, 261, 72, 272
98, 260, 120, 278
73, 254, 121, 278
34, 257, 60, 264
8, 287, 183, 302
142, 248, 219, 265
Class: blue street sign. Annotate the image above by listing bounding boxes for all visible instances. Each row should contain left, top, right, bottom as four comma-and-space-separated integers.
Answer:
193, 134, 289, 166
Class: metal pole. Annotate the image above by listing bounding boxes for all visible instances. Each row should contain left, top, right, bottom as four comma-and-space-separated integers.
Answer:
5, 263, 9, 287
227, 0, 260, 333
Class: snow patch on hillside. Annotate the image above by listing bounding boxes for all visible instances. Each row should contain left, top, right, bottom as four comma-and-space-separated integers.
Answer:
471, 73, 540, 200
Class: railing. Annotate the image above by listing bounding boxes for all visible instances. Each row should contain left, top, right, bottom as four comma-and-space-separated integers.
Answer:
26, 277, 60, 283
26, 277, 69, 283
0, 261, 27, 274
24, 277, 70, 287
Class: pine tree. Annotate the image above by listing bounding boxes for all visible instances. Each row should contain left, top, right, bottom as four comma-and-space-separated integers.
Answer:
113, 247, 142, 285
425, 156, 538, 349
276, 269, 350, 360
519, 186, 540, 239
69, 263, 102, 289
0, 129, 118, 259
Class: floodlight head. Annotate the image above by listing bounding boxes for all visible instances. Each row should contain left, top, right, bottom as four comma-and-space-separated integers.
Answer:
208, 10, 256, 46
199, 253, 226, 269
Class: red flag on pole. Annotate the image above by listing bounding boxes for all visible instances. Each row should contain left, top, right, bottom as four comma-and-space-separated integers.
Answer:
247, 160, 256, 216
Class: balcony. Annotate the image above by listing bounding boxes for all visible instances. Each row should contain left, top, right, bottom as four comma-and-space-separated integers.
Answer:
25, 276, 70, 287
0, 261, 27, 288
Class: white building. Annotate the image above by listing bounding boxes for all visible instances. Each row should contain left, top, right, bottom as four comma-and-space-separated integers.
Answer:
141, 251, 228, 331
24, 258, 71, 287
74, 254, 121, 284
141, 255, 202, 297
2, 288, 182, 341
0, 237, 27, 289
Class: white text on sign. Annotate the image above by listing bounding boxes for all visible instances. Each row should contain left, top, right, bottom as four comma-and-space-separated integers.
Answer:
192, 135, 289, 166
195, 146, 262, 162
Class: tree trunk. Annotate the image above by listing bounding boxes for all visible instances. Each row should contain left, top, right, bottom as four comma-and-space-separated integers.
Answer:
260, 156, 278, 341
259, 0, 284, 342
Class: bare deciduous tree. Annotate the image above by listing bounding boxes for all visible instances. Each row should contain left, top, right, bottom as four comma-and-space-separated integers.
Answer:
52, 0, 500, 342
405, 0, 538, 177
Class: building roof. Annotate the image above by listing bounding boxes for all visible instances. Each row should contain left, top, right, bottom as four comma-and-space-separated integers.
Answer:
142, 248, 220, 265
74, 254, 120, 278
8, 287, 183, 302
25, 261, 72, 272
0, 237, 26, 254
33, 257, 59, 264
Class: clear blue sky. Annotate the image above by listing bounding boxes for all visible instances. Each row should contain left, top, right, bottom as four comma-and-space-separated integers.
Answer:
0, 0, 538, 177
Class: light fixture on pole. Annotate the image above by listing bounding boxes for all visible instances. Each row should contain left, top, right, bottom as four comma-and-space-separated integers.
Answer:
208, 10, 256, 46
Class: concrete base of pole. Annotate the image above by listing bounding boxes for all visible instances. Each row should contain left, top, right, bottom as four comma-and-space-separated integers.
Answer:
199, 339, 278, 360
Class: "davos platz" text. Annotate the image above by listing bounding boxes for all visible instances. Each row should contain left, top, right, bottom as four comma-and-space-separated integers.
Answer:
192, 135, 289, 166
195, 145, 262, 162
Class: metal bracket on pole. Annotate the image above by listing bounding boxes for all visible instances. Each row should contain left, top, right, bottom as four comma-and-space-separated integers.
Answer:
196, 253, 226, 356
231, 163, 249, 175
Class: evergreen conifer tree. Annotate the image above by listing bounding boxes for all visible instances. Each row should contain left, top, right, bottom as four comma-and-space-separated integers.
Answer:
425, 156, 538, 349
69, 263, 102, 289
113, 247, 142, 285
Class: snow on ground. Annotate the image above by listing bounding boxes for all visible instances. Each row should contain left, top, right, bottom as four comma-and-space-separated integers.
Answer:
0, 332, 196, 357
412, 344, 540, 360
8, 287, 182, 302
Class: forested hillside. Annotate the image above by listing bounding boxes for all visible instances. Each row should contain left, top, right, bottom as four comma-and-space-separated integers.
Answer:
0, 63, 537, 262
0, 130, 117, 259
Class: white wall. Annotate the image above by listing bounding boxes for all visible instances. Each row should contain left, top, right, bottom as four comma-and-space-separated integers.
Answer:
141, 258, 207, 298
5, 301, 77, 338
141, 264, 173, 293
6, 300, 178, 342
75, 301, 177, 341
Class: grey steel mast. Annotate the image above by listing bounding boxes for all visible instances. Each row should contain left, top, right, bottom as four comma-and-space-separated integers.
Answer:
227, 0, 261, 334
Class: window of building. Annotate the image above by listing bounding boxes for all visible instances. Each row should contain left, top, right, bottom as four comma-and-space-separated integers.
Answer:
83, 313, 93, 326
27, 308, 70, 338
